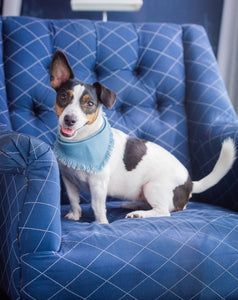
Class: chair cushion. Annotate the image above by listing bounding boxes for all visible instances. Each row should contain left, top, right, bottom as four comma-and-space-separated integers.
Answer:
21, 201, 238, 299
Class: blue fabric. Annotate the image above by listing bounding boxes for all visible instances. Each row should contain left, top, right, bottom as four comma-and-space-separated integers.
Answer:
183, 24, 238, 211
0, 16, 238, 300
3, 17, 57, 145
0, 17, 11, 130
3, 18, 190, 170
20, 202, 238, 300
54, 116, 114, 172
0, 133, 61, 299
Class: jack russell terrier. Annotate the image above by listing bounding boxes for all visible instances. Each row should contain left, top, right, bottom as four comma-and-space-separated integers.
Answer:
50, 50, 236, 224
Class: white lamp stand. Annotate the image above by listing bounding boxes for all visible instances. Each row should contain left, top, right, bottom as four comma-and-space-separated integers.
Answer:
71, 0, 143, 22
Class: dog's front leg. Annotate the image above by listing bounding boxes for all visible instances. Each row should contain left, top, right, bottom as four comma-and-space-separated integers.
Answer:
89, 177, 108, 224
62, 175, 82, 221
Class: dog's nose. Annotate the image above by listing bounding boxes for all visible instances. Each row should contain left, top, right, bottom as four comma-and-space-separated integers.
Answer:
64, 114, 77, 127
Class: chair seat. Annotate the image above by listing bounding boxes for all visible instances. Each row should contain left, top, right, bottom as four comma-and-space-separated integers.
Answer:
20, 201, 238, 299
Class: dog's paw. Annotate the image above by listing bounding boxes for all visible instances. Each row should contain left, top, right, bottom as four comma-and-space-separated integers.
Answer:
98, 220, 109, 224
126, 210, 146, 219
65, 209, 81, 221
126, 209, 170, 219
97, 218, 109, 224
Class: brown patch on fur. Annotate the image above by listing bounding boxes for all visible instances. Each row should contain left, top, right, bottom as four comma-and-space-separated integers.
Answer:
82, 94, 90, 102
86, 108, 99, 125
68, 90, 74, 98
123, 137, 147, 171
172, 176, 193, 212
55, 103, 64, 117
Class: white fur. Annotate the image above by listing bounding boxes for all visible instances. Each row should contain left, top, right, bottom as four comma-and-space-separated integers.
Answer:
58, 85, 104, 142
57, 99, 236, 224
192, 138, 236, 193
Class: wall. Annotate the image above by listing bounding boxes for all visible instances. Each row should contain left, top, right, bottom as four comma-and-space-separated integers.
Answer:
19, 0, 223, 56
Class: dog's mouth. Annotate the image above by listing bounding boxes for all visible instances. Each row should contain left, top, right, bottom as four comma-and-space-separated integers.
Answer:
60, 122, 89, 138
60, 126, 76, 137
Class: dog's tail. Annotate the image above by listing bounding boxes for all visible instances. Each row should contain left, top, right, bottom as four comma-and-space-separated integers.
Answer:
192, 138, 236, 194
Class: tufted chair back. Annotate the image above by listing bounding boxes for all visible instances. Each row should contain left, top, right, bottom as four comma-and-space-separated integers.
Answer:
2, 17, 237, 178
2, 17, 192, 169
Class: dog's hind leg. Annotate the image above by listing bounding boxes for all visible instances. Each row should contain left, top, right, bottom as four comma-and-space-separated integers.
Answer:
63, 176, 82, 221
126, 182, 171, 219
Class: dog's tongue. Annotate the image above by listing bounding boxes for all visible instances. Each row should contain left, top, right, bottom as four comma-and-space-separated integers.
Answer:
61, 127, 74, 135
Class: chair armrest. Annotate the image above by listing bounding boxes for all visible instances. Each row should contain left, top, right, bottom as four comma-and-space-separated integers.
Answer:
189, 123, 238, 211
0, 132, 61, 254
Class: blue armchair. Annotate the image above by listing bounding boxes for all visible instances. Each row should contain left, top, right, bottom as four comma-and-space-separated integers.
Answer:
0, 16, 238, 299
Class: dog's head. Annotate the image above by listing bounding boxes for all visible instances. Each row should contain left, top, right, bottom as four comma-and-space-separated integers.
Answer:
50, 50, 116, 140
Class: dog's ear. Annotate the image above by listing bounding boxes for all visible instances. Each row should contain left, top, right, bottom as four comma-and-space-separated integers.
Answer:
93, 82, 116, 109
50, 50, 74, 90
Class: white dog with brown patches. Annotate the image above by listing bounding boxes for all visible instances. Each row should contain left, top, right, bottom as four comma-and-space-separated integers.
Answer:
50, 51, 236, 224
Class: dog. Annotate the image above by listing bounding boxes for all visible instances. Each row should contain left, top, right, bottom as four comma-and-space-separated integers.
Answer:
50, 50, 236, 224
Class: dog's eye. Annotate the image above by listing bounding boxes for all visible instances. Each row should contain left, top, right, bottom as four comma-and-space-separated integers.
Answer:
60, 93, 67, 101
88, 101, 94, 107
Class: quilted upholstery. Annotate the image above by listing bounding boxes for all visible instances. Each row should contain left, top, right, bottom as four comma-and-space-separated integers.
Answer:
183, 25, 238, 211
0, 133, 61, 299
3, 18, 190, 169
0, 16, 238, 299
0, 17, 11, 130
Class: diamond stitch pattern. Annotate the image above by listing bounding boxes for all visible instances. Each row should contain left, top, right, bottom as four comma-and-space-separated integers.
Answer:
0, 17, 11, 130
0, 16, 238, 300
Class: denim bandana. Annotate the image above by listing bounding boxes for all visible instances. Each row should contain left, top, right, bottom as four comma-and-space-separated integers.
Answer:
54, 116, 114, 173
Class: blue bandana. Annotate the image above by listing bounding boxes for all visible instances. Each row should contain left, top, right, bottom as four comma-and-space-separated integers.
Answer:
54, 117, 114, 173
